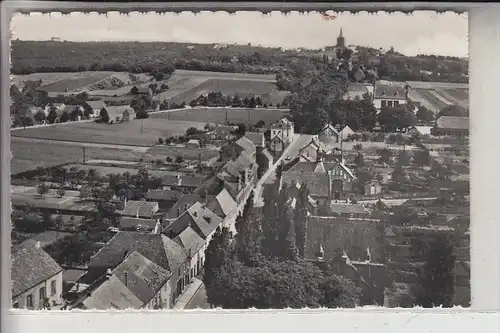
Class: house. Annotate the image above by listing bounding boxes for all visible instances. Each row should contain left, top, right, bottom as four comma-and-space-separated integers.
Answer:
118, 217, 160, 232
282, 160, 355, 202
365, 180, 382, 196
431, 116, 469, 137
340, 125, 356, 139
131, 86, 153, 96
87, 232, 189, 303
82, 251, 173, 309
145, 189, 183, 211
85, 100, 107, 118
373, 80, 407, 111
270, 135, 285, 153
11, 240, 64, 309
29, 106, 45, 121
104, 106, 136, 123
244, 131, 265, 148
186, 139, 201, 149
235, 136, 257, 157
218, 151, 258, 203
409, 126, 432, 136
297, 138, 329, 162
160, 173, 206, 193
164, 202, 223, 242
209, 125, 238, 141
173, 226, 207, 280
62, 104, 85, 119
120, 200, 160, 219
318, 124, 341, 145
304, 215, 385, 263
206, 188, 238, 233
270, 118, 295, 146
256, 146, 273, 178
165, 194, 205, 220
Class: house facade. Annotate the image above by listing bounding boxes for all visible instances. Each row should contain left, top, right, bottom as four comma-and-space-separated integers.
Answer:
318, 124, 341, 145
270, 118, 294, 146
373, 81, 408, 111
85, 100, 107, 118
11, 241, 64, 310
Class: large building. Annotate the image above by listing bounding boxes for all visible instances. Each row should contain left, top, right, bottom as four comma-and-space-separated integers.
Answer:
337, 28, 345, 48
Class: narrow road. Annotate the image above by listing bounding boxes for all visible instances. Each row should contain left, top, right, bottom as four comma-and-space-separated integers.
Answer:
185, 283, 210, 309
253, 134, 314, 207
12, 136, 150, 152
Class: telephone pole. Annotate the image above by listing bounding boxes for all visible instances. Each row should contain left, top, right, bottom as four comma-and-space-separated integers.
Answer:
82, 147, 86, 164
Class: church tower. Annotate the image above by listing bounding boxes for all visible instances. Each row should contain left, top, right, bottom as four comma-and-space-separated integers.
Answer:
336, 28, 345, 48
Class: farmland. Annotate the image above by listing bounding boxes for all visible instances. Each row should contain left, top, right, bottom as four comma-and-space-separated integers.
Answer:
406, 80, 469, 113
11, 139, 144, 175
11, 118, 206, 147
151, 107, 289, 125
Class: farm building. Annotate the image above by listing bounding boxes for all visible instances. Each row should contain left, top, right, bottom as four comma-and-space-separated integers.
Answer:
431, 116, 469, 137
104, 106, 136, 123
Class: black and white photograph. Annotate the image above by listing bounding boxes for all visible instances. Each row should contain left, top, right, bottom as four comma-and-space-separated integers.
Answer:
9, 10, 469, 311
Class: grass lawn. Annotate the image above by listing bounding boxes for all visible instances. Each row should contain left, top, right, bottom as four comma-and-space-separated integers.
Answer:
150, 107, 289, 125
11, 118, 207, 146
11, 139, 144, 175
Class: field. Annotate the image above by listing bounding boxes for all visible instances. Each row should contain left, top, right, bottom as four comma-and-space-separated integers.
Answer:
150, 107, 289, 125
11, 71, 152, 93
406, 81, 469, 113
154, 69, 289, 105
11, 119, 206, 147
11, 139, 143, 175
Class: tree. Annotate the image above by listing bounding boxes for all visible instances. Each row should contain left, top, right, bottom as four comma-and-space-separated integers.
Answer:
397, 150, 411, 166
414, 149, 431, 168
44, 234, 95, 266
158, 137, 164, 144
175, 156, 184, 164
203, 227, 234, 306
59, 111, 69, 123
354, 153, 365, 168
99, 108, 109, 123
186, 127, 199, 136
391, 163, 406, 182
135, 109, 149, 119
47, 109, 58, 124
353, 143, 363, 153
57, 187, 66, 197
377, 105, 416, 132
377, 148, 393, 164
34, 110, 46, 124
37, 183, 49, 197
416, 106, 435, 124
415, 234, 456, 308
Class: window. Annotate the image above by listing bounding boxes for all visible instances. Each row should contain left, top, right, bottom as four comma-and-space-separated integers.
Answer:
394, 101, 400, 106
39, 287, 46, 302
26, 295, 33, 309
12, 302, 19, 309
50, 280, 56, 296
381, 100, 387, 108
387, 101, 393, 108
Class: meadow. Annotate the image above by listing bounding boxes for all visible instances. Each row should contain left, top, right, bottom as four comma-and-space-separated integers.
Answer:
11, 118, 207, 147
150, 107, 289, 125
11, 139, 144, 175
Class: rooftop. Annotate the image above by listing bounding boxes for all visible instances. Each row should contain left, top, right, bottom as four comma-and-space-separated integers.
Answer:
235, 136, 257, 155
88, 231, 187, 272
83, 251, 171, 310
119, 217, 159, 232
206, 188, 238, 218
21, 230, 73, 248
145, 189, 183, 202
173, 226, 206, 256
12, 241, 63, 297
436, 116, 469, 130
164, 194, 204, 220
374, 80, 407, 100
244, 132, 265, 147
121, 200, 158, 218
165, 201, 223, 239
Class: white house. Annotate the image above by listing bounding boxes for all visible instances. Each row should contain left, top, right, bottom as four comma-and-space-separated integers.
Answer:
373, 80, 407, 111
44, 103, 66, 116
339, 125, 356, 139
11, 240, 64, 310
271, 118, 294, 146
85, 100, 107, 118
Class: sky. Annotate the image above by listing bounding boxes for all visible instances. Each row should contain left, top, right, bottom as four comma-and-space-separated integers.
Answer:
10, 11, 468, 57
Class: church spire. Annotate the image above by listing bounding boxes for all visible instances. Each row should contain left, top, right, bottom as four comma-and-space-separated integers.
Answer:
339, 28, 343, 38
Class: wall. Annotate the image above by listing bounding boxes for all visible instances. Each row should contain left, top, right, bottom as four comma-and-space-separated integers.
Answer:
373, 98, 407, 110
13, 271, 63, 310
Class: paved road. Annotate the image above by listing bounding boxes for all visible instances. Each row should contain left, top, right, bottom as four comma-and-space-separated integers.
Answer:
185, 283, 211, 309
253, 134, 314, 207
12, 136, 150, 152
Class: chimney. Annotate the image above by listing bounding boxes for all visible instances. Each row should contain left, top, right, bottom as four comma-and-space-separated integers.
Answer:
124, 272, 129, 287
184, 204, 189, 212
177, 207, 181, 217
153, 220, 161, 234
106, 268, 112, 278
